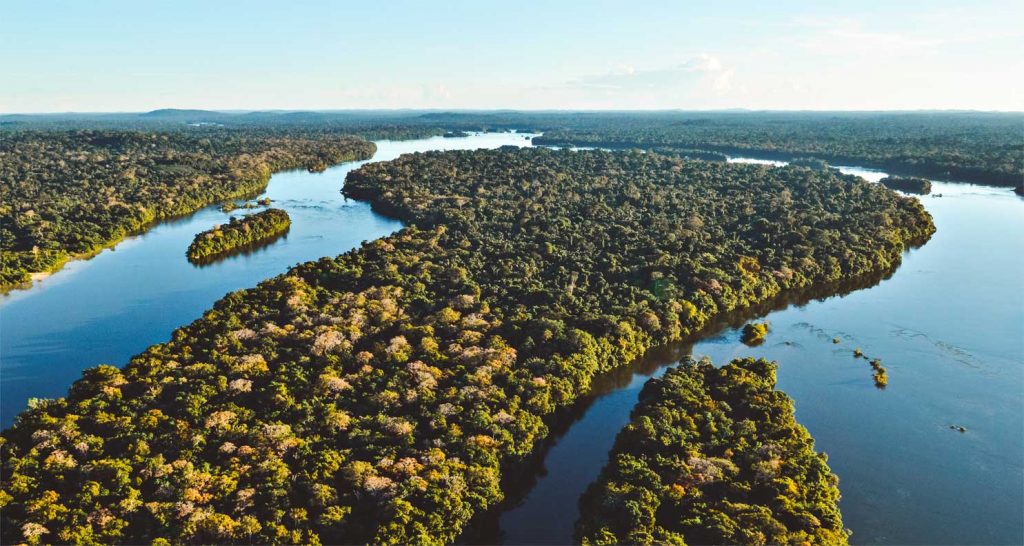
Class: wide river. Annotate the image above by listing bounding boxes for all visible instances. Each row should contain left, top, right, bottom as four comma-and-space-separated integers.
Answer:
0, 132, 534, 423
2, 136, 1022, 545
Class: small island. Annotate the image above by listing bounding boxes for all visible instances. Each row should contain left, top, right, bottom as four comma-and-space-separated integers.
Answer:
791, 156, 834, 171
187, 208, 291, 263
881, 175, 932, 195
651, 146, 729, 162
741, 321, 770, 345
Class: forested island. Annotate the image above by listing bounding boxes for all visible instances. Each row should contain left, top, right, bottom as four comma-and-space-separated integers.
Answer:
187, 209, 292, 264
0, 130, 375, 291
576, 358, 847, 546
648, 147, 728, 162
880, 176, 932, 195
790, 157, 834, 172
0, 147, 934, 544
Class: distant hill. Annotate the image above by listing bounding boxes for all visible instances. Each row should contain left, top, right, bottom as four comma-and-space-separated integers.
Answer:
140, 108, 225, 118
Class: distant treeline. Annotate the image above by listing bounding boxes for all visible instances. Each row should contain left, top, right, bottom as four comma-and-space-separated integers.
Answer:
529, 112, 1022, 186
0, 130, 375, 290
187, 209, 292, 263
1, 148, 933, 544
4, 110, 1019, 189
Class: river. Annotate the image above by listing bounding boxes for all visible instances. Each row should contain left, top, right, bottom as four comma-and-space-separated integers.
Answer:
2, 144, 1022, 545
489, 161, 1024, 545
0, 131, 536, 426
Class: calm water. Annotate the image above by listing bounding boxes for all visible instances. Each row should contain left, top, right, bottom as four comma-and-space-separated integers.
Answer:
0, 132, 535, 426
492, 162, 1024, 545
2, 147, 1022, 545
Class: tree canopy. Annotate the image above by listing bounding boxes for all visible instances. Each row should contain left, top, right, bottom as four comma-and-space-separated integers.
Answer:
576, 358, 848, 546
187, 209, 292, 264
0, 129, 375, 290
1, 148, 932, 544
525, 112, 1024, 186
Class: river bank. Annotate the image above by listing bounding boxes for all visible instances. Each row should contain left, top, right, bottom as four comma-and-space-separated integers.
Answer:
0, 132, 537, 426
482, 158, 1024, 545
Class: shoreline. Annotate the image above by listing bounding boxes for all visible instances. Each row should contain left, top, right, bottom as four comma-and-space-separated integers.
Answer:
532, 137, 1021, 188
0, 154, 375, 298
459, 262, 917, 543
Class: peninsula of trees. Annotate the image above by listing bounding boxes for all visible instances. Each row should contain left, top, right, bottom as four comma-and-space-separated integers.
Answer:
0, 148, 933, 544
187, 209, 292, 263
0, 130, 375, 291
576, 358, 847, 545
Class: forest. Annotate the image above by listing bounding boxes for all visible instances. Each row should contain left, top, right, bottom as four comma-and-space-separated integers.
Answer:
4, 110, 1020, 191
187, 209, 292, 263
576, 357, 847, 546
524, 113, 1024, 186
879, 176, 932, 195
0, 147, 934, 545
0, 129, 375, 291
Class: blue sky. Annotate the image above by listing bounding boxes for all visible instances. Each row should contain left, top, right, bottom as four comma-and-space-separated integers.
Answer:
2, 0, 1021, 112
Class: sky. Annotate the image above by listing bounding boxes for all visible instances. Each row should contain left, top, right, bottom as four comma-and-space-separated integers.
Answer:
2, 0, 1022, 113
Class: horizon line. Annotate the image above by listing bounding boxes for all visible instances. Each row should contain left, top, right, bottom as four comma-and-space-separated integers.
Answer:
3, 107, 1024, 116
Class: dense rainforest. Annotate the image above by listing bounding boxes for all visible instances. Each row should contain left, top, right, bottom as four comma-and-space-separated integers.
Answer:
521, 112, 1023, 186
4, 110, 1020, 190
576, 358, 847, 546
0, 130, 376, 291
187, 209, 292, 264
0, 147, 934, 545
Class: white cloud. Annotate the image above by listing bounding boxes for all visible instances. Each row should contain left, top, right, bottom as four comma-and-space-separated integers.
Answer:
550, 54, 746, 109
569, 54, 729, 89
791, 16, 945, 56
678, 54, 722, 73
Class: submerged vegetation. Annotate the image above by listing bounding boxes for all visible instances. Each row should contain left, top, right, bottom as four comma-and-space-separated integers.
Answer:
870, 359, 888, 389
576, 358, 847, 546
0, 130, 375, 291
187, 209, 292, 263
0, 148, 933, 544
880, 176, 932, 195
220, 198, 272, 213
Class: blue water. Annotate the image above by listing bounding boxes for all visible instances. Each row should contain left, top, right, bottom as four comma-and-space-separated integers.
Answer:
0, 132, 536, 426
2, 146, 1021, 545
493, 163, 1024, 545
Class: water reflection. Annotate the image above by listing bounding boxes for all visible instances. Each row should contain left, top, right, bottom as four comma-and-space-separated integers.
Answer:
481, 158, 1024, 545
470, 271, 900, 545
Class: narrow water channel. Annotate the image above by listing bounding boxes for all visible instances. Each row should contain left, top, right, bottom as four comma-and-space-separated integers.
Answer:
489, 161, 1024, 545
0, 131, 536, 426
